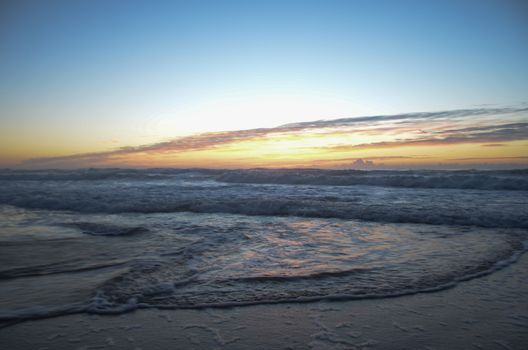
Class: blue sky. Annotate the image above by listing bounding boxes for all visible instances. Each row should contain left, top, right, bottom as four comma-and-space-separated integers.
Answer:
1, 0, 527, 166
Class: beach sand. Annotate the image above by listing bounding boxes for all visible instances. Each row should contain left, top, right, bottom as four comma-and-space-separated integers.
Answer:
1, 254, 527, 350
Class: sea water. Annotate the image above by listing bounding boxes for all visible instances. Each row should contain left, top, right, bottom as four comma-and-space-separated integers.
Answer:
0, 168, 527, 325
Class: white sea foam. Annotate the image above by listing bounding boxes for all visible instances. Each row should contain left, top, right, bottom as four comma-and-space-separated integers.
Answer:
0, 207, 526, 325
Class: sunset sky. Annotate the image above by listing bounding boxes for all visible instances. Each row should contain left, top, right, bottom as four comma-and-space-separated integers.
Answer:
1, 0, 527, 169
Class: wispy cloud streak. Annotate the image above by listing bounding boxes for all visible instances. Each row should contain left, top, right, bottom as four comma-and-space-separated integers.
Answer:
22, 107, 528, 168
325, 123, 528, 151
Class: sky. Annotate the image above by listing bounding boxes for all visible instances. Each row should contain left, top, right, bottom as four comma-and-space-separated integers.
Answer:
1, 0, 527, 169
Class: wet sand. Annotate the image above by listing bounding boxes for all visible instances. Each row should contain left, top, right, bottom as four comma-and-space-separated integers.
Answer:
1, 254, 527, 350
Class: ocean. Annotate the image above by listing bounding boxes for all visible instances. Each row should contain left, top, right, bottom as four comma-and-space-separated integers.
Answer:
1, 168, 527, 326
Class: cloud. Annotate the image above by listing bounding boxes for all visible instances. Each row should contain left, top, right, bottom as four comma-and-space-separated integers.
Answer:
324, 123, 528, 151
309, 155, 425, 164
350, 159, 374, 168
449, 156, 528, 161
303, 155, 437, 170
22, 129, 274, 167
278, 107, 528, 129
481, 143, 506, 147
21, 107, 528, 168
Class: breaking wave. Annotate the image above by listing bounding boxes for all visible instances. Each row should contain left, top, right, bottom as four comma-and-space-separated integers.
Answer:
0, 173, 527, 228
0, 209, 526, 325
216, 169, 528, 191
1, 168, 527, 190
1, 168, 527, 326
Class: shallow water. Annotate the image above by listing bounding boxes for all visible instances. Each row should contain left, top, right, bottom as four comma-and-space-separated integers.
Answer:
0, 169, 527, 324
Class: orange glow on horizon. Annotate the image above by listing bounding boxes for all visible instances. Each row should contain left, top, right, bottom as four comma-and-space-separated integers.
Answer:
4, 108, 528, 169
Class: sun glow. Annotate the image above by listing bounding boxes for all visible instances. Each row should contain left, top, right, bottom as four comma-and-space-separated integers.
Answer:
47, 107, 525, 170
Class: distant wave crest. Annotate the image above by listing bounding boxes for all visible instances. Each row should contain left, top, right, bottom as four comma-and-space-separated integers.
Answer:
216, 169, 528, 191
0, 168, 527, 228
1, 168, 527, 190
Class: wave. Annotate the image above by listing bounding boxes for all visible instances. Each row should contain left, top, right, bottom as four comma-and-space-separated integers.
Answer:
227, 267, 374, 283
1, 203, 526, 327
216, 169, 528, 191
65, 222, 149, 236
1, 194, 527, 229
0, 168, 221, 181
0, 260, 129, 279
1, 168, 527, 191
1, 202, 526, 230
2, 240, 526, 327
1, 168, 527, 228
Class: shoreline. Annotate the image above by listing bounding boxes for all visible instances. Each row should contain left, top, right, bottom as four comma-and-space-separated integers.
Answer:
1, 253, 527, 349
